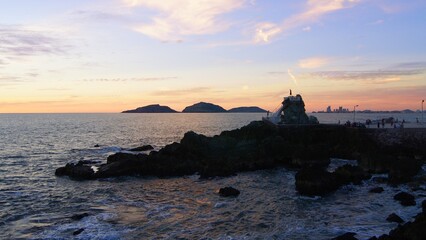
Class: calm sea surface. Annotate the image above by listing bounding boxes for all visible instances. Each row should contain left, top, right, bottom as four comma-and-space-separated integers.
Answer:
0, 113, 424, 239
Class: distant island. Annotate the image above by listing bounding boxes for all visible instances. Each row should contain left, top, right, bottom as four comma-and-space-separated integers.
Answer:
122, 102, 268, 113
228, 106, 267, 113
122, 104, 178, 113
182, 102, 227, 113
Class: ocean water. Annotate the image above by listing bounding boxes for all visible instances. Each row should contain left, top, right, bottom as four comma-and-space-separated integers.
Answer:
0, 113, 425, 240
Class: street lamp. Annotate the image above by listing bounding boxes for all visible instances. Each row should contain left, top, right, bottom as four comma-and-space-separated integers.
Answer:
353, 105, 359, 123
422, 100, 424, 123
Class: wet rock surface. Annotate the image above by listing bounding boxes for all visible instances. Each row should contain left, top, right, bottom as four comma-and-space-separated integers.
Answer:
332, 232, 358, 240
386, 213, 404, 224
127, 145, 154, 152
394, 192, 416, 206
218, 187, 240, 197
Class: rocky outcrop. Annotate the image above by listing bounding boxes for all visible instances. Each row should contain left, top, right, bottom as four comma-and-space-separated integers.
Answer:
56, 121, 425, 191
55, 161, 95, 180
219, 187, 240, 197
128, 145, 154, 152
332, 232, 358, 240
295, 168, 339, 196
182, 102, 227, 113
334, 165, 371, 185
376, 211, 426, 239
294, 164, 371, 196
122, 104, 178, 113
386, 213, 404, 224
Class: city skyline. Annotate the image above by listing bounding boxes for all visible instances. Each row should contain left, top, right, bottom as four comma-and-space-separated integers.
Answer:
1, 0, 426, 113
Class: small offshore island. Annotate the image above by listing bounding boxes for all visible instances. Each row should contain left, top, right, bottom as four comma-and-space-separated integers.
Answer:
122, 102, 267, 113
57, 94, 426, 239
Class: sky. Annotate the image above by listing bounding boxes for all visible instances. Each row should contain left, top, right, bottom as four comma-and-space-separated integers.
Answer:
0, 0, 425, 113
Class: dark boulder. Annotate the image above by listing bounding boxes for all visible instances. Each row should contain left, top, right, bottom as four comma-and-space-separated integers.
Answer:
386, 213, 404, 224
295, 168, 339, 196
128, 145, 154, 152
219, 187, 240, 197
70, 213, 89, 221
73, 228, 84, 236
394, 192, 416, 206
332, 232, 358, 240
334, 164, 371, 185
94, 144, 100, 147
55, 163, 95, 180
369, 187, 384, 193
376, 212, 426, 240
97, 153, 148, 178
77, 160, 101, 165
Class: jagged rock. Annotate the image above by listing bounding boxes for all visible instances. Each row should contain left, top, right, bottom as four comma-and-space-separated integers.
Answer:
295, 168, 339, 196
334, 165, 371, 185
332, 232, 358, 240
70, 213, 89, 221
77, 160, 101, 165
369, 187, 384, 193
73, 228, 84, 236
55, 163, 95, 180
394, 192, 416, 206
128, 145, 154, 152
386, 213, 404, 224
219, 187, 240, 197
97, 153, 148, 178
376, 212, 426, 240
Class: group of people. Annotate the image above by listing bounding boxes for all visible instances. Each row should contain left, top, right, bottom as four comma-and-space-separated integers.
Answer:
342, 118, 406, 128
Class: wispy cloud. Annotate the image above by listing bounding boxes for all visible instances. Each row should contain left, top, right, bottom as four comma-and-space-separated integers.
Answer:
122, 0, 246, 42
299, 57, 330, 69
82, 77, 177, 82
254, 0, 361, 43
306, 69, 423, 84
0, 76, 25, 86
0, 25, 70, 61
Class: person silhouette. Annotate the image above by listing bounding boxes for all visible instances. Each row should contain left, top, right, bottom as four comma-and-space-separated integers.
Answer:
290, 89, 292, 95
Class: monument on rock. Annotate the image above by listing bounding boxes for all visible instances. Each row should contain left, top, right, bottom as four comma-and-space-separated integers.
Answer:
281, 94, 318, 124
263, 93, 319, 125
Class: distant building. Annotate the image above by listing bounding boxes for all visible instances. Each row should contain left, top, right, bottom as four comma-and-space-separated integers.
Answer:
332, 106, 349, 113
326, 106, 332, 113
